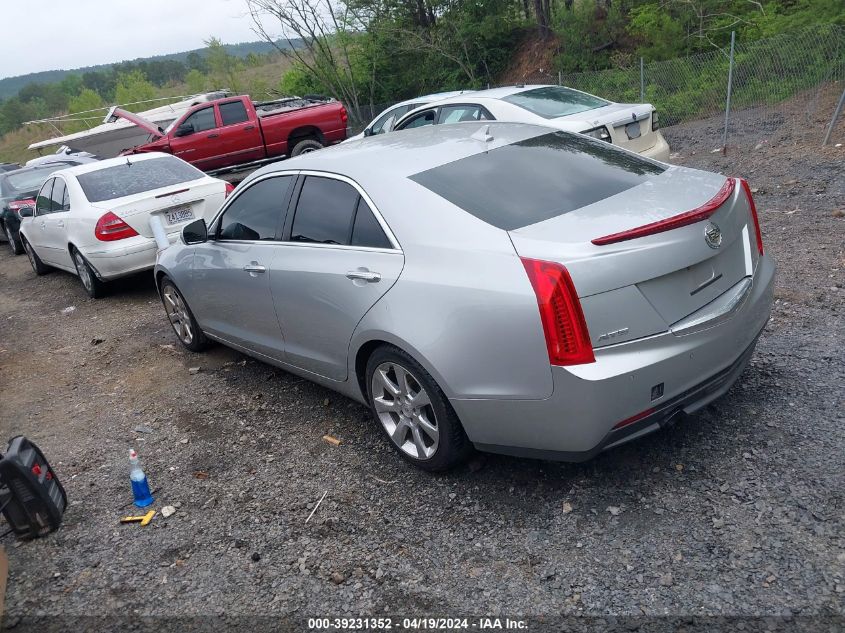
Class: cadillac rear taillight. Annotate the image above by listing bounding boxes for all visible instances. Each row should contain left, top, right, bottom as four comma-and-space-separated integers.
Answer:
739, 178, 764, 256
95, 211, 138, 241
340, 107, 348, 124
591, 178, 736, 246
521, 258, 595, 366
224, 182, 235, 198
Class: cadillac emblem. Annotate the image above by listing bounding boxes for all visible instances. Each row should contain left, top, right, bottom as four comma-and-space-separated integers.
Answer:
704, 222, 722, 249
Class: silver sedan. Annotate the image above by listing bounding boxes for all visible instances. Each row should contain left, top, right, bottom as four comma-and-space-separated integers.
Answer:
155, 122, 775, 471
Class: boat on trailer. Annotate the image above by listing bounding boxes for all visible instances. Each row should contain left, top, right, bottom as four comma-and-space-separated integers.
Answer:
27, 91, 231, 159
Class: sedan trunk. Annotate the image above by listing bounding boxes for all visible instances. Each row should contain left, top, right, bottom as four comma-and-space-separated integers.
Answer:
91, 180, 224, 238
509, 169, 760, 346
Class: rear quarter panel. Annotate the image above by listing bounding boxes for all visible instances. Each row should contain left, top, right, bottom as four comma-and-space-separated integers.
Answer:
348, 182, 553, 401
260, 103, 348, 157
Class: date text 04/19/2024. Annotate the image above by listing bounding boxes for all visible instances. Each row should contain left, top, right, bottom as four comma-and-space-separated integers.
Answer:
307, 617, 528, 630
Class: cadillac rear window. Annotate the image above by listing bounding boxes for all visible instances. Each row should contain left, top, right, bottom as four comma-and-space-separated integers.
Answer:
503, 86, 609, 119
77, 156, 204, 203
410, 131, 665, 231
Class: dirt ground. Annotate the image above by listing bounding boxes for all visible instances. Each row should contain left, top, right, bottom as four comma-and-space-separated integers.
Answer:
0, 119, 842, 631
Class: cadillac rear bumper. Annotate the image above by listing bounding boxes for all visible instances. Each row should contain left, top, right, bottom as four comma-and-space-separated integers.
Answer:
472, 330, 760, 462
451, 253, 775, 462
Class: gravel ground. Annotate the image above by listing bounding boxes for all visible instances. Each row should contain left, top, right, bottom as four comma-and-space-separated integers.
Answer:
0, 117, 842, 631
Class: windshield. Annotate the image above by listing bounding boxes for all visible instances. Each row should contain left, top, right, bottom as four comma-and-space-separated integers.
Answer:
4, 166, 63, 193
503, 86, 609, 119
77, 156, 204, 203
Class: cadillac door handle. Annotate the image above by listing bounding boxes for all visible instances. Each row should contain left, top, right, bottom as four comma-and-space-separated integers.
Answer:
56, 220, 65, 228
243, 263, 266, 276
346, 270, 381, 283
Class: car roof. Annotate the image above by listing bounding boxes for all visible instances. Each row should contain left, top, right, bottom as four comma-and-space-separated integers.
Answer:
55, 152, 176, 178
408, 84, 605, 106
0, 161, 78, 178
449, 84, 555, 99
390, 90, 474, 109
257, 122, 558, 181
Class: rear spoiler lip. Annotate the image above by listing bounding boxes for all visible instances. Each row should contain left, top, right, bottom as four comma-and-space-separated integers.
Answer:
103, 106, 164, 139
591, 178, 736, 246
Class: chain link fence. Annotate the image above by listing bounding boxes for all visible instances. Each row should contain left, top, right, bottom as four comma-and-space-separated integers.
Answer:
519, 25, 845, 150
350, 26, 845, 150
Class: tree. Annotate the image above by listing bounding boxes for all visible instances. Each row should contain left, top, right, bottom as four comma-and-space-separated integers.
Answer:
532, 0, 551, 37
186, 51, 209, 73
0, 99, 32, 136
82, 71, 116, 101
59, 74, 84, 98
205, 37, 245, 93
185, 69, 208, 94
245, 0, 378, 122
66, 89, 105, 133
114, 70, 157, 111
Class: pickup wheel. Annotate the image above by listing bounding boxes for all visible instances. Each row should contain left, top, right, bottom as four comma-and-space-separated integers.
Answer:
290, 138, 323, 156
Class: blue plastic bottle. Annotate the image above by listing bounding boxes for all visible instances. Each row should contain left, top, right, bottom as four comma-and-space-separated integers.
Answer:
129, 448, 154, 508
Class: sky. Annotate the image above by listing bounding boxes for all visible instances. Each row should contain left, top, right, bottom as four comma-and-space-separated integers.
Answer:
0, 0, 267, 79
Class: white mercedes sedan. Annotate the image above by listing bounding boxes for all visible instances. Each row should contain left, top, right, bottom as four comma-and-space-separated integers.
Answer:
18, 152, 231, 298
393, 85, 670, 161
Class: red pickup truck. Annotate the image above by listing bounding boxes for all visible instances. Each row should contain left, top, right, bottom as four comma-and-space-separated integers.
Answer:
109, 95, 348, 173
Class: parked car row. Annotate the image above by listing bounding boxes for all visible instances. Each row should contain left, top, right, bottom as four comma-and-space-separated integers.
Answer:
3, 86, 772, 473
13, 154, 230, 297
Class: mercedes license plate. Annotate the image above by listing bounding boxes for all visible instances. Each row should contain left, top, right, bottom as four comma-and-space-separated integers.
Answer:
164, 206, 194, 225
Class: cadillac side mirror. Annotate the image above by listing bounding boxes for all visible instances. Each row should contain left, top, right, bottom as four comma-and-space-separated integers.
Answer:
182, 218, 208, 245
18, 207, 34, 218
363, 127, 372, 137
174, 124, 194, 137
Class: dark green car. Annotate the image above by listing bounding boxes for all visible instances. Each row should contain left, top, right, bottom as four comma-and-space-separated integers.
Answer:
0, 161, 82, 255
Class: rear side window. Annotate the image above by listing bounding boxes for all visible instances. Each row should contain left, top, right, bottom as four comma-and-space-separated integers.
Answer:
219, 101, 249, 126
399, 110, 436, 130
218, 176, 293, 241
77, 157, 205, 203
49, 178, 67, 212
410, 131, 665, 231
438, 105, 492, 124
290, 177, 359, 245
350, 198, 392, 249
503, 86, 608, 119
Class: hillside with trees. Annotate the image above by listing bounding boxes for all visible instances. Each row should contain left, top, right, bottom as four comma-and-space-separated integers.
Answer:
0, 0, 842, 162
0, 39, 301, 100
246, 0, 844, 121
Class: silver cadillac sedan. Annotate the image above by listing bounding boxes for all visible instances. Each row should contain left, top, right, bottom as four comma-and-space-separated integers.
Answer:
155, 122, 774, 471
